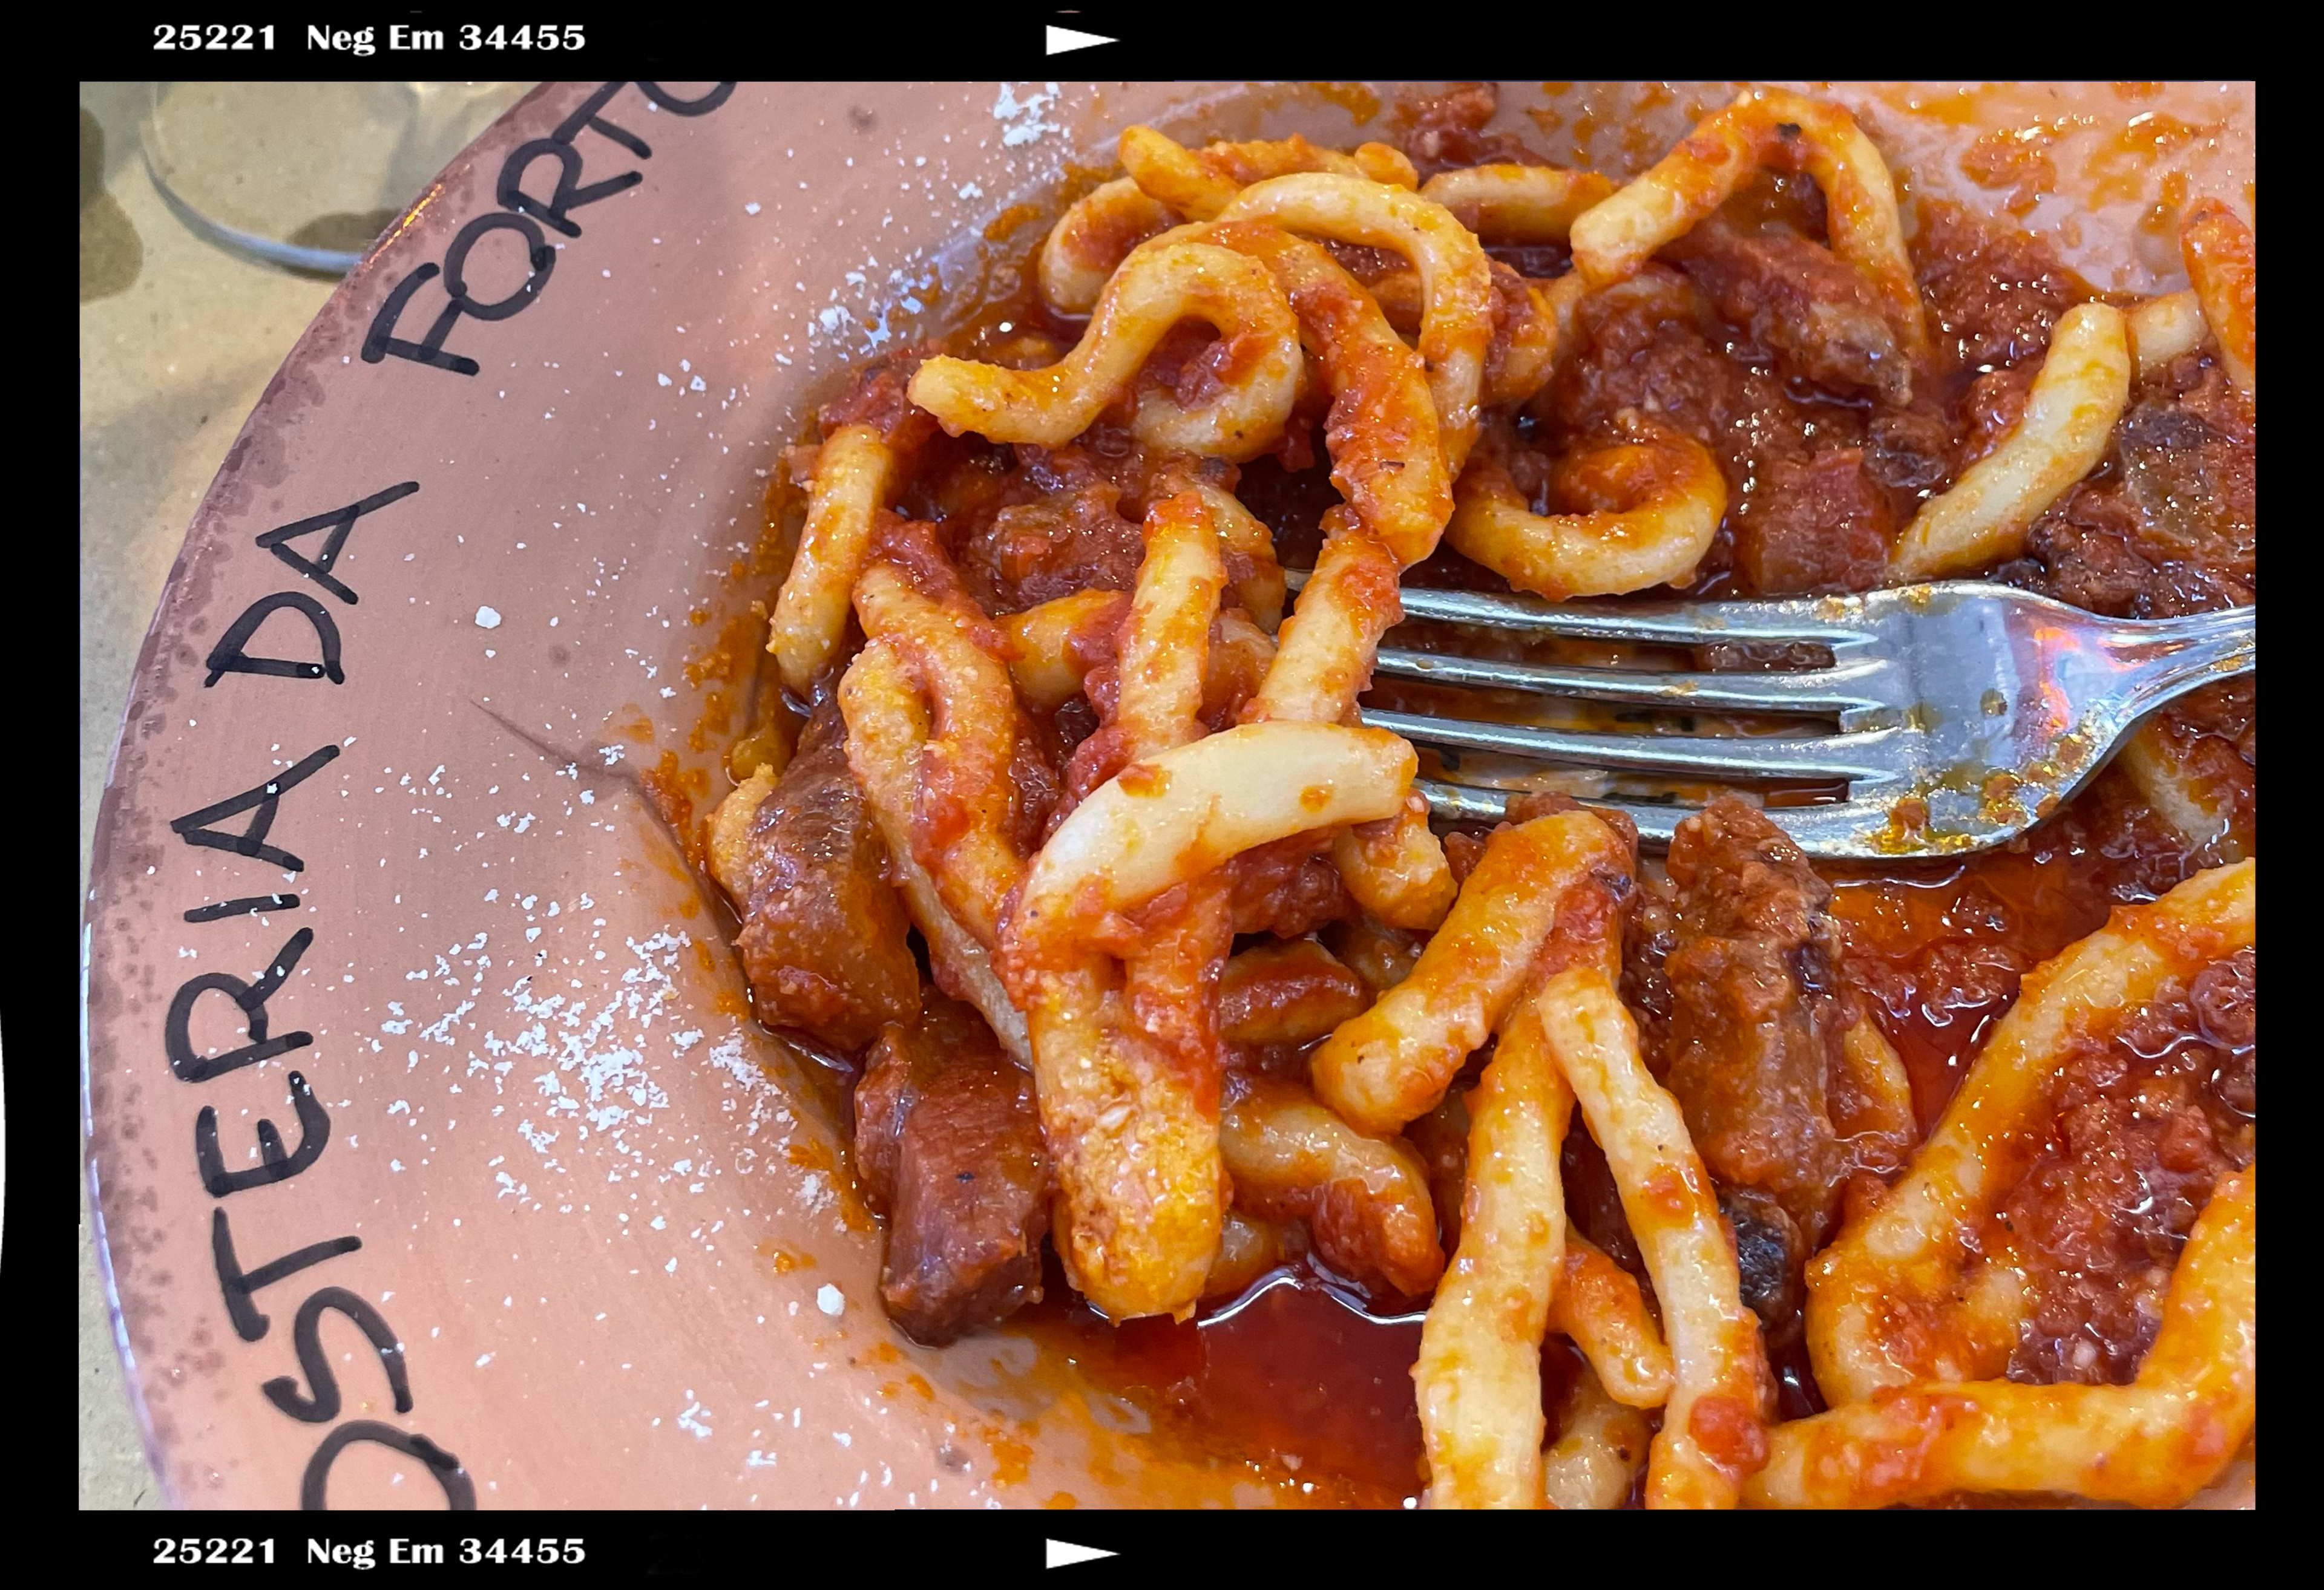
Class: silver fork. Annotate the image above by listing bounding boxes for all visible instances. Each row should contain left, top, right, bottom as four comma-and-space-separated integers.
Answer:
1295, 575, 2254, 860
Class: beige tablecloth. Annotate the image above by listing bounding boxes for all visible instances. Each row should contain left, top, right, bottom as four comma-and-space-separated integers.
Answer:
80, 82, 343, 1510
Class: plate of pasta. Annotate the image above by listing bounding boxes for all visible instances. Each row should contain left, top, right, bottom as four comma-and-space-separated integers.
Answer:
84, 79, 2253, 1511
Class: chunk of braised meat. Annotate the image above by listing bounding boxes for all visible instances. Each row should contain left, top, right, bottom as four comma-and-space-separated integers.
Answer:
1952, 364, 2034, 471
2007, 355, 2254, 618
1440, 829, 1488, 886
1391, 81, 1547, 179
1229, 835, 1356, 938
895, 436, 1016, 531
1218, 940, 1374, 1049
1736, 447, 1892, 594
1719, 1184, 1806, 1333
2012, 487, 2153, 615
1502, 787, 1588, 826
1022, 426, 1179, 504
2115, 365, 2256, 586
867, 509, 983, 609
714, 701, 919, 1053
1546, 270, 1902, 595
1998, 949, 2253, 1386
1218, 940, 1374, 1079
2021, 349, 2256, 607
1550, 273, 1742, 450
1912, 199, 2092, 372
1000, 716, 1070, 864
960, 479, 1146, 617
1863, 406, 1954, 496
1667, 217, 1911, 404
853, 995, 1051, 1346
1639, 797, 1873, 1245
816, 344, 944, 450
951, 430, 1204, 616
1541, 281, 1737, 584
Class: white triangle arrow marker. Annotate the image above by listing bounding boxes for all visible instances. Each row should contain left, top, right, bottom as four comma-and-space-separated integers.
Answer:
1045, 25, 1117, 54
1046, 1539, 1118, 1569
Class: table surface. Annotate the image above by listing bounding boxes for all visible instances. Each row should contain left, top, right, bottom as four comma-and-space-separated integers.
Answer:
78, 82, 378, 1510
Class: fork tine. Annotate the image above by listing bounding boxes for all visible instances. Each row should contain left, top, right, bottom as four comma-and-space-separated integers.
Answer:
1388, 585, 1873, 646
1285, 570, 1879, 647
1416, 779, 1684, 845
1365, 580, 2256, 863
1417, 780, 1894, 860
1362, 708, 1902, 784
1370, 646, 1892, 715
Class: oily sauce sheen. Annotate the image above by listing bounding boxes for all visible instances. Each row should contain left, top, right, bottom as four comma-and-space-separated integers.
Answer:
1019, 1252, 1434, 1506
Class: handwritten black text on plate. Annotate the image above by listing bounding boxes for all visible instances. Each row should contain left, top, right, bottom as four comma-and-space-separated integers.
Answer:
363, 82, 735, 378
168, 477, 476, 1508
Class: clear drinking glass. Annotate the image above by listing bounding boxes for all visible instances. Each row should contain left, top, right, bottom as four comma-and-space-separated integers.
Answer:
140, 81, 536, 274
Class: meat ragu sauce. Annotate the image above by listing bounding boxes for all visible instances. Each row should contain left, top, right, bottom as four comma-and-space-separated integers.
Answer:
707, 84, 2254, 1506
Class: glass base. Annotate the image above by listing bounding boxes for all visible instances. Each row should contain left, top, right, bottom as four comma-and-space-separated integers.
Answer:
140, 81, 535, 275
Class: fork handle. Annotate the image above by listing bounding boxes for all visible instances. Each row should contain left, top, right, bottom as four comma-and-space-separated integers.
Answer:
2102, 604, 2255, 718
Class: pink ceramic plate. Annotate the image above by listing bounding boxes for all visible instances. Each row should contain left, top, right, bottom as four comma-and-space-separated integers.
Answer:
84, 80, 2253, 1511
